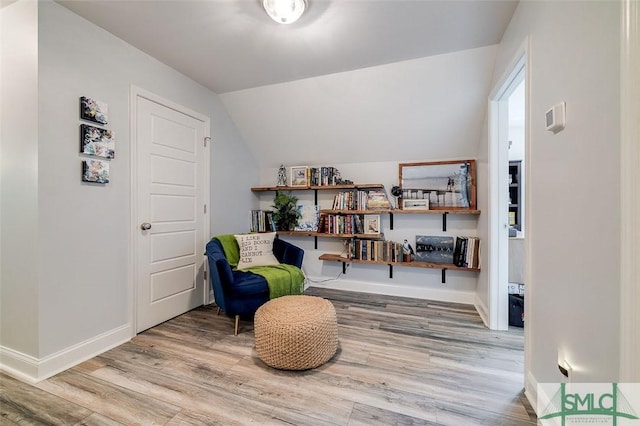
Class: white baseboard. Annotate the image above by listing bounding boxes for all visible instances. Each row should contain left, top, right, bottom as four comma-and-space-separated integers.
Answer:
0, 323, 132, 383
308, 277, 476, 305
474, 294, 490, 328
525, 371, 539, 415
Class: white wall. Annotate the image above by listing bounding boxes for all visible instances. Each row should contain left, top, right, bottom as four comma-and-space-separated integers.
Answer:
1, 0, 256, 380
0, 0, 40, 360
221, 45, 498, 169
209, 101, 258, 235
480, 0, 621, 392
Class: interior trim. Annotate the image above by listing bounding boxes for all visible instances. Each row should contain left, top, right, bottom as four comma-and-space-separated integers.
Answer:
619, 0, 640, 382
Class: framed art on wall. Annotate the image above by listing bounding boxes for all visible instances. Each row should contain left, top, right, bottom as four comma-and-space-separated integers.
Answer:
82, 159, 110, 184
80, 124, 115, 159
80, 96, 109, 125
398, 159, 476, 210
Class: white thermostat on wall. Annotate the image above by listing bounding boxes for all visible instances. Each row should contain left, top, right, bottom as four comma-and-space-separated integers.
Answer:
545, 101, 566, 134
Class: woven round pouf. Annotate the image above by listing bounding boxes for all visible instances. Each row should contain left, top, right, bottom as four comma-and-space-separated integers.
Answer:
254, 295, 338, 370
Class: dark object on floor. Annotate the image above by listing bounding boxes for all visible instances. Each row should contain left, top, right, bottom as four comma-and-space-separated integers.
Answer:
509, 294, 525, 327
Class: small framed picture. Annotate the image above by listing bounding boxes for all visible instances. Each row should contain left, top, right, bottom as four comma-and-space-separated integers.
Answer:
80, 124, 115, 159
290, 166, 308, 187
80, 96, 108, 125
402, 198, 430, 210
82, 159, 110, 184
363, 214, 380, 234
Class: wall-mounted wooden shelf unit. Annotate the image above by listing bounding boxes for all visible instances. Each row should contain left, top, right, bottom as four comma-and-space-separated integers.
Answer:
319, 253, 480, 283
276, 231, 383, 239
251, 177, 481, 284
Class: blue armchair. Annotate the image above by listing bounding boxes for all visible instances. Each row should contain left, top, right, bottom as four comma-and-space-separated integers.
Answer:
205, 236, 304, 335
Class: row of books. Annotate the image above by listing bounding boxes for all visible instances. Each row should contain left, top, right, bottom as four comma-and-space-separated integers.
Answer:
331, 189, 392, 210
308, 167, 339, 186
454, 236, 480, 268
331, 191, 370, 210
318, 213, 365, 235
346, 239, 408, 263
250, 209, 276, 233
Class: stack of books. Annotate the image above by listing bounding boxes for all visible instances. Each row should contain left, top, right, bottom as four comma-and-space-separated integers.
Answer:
453, 236, 480, 268
308, 167, 339, 186
331, 191, 369, 210
317, 214, 364, 234
346, 239, 405, 262
250, 210, 275, 233
366, 190, 392, 209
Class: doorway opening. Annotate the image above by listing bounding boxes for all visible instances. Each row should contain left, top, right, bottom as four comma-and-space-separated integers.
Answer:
487, 48, 527, 332
488, 44, 529, 392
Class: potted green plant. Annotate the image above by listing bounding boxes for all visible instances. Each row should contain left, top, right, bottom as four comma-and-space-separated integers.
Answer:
272, 191, 301, 231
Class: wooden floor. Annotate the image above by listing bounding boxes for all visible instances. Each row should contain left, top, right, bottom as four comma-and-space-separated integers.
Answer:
1, 288, 537, 425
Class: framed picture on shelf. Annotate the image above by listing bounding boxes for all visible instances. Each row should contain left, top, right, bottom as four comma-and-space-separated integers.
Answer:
290, 166, 308, 187
402, 198, 429, 210
294, 204, 319, 231
363, 214, 380, 234
415, 235, 454, 264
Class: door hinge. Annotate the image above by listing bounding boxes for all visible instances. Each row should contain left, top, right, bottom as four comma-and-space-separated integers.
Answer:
204, 270, 207, 281
204, 136, 211, 147
204, 204, 207, 214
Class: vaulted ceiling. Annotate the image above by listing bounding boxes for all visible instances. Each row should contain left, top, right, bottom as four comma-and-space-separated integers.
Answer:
56, 0, 518, 94
55, 0, 519, 168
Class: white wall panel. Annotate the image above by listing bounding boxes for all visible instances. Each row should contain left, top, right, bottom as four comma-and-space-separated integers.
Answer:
221, 46, 497, 169
0, 0, 40, 359
482, 0, 621, 388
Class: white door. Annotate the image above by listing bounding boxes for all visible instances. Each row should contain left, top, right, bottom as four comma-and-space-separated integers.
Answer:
135, 94, 208, 333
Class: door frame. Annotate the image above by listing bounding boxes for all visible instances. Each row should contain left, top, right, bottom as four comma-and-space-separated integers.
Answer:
487, 40, 529, 332
620, 0, 640, 382
128, 86, 211, 335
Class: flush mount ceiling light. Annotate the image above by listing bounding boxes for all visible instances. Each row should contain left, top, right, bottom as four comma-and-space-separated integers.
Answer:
262, 0, 306, 25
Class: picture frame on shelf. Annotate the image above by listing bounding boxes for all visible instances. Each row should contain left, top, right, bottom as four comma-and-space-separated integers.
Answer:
290, 166, 308, 187
402, 198, 429, 210
415, 235, 454, 264
294, 204, 319, 231
363, 214, 380, 234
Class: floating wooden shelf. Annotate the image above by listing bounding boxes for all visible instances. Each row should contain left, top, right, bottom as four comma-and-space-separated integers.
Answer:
252, 180, 482, 282
319, 253, 480, 283
318, 208, 480, 215
391, 209, 481, 215
251, 184, 384, 192
277, 231, 383, 239
319, 209, 393, 214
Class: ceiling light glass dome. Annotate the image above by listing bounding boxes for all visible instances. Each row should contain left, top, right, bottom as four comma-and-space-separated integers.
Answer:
262, 0, 306, 25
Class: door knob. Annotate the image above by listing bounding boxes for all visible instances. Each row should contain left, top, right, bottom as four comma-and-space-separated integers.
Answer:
140, 222, 152, 230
